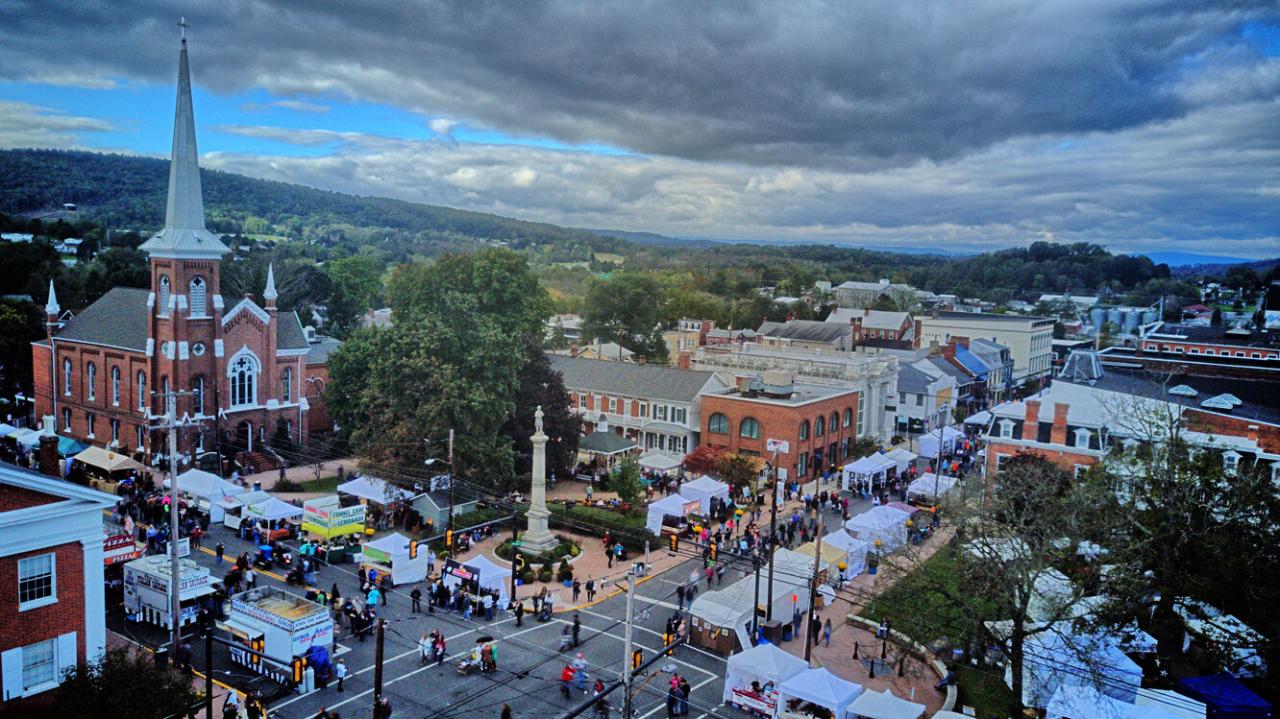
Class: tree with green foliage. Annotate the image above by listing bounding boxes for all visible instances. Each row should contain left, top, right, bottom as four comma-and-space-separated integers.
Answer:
501, 343, 578, 487
325, 255, 384, 338
80, 248, 150, 302
53, 648, 202, 719
0, 299, 43, 396
581, 272, 669, 362
714, 452, 758, 493
326, 250, 560, 488
610, 455, 644, 506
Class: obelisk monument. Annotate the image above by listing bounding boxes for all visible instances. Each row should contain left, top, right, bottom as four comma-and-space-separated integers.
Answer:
520, 406, 559, 554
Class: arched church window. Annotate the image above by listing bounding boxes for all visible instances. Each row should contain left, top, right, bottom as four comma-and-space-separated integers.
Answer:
137, 371, 147, 411
192, 377, 205, 415
189, 276, 206, 317
87, 362, 96, 401
63, 358, 72, 396
229, 353, 259, 408
158, 276, 171, 316
281, 368, 293, 403
111, 367, 121, 405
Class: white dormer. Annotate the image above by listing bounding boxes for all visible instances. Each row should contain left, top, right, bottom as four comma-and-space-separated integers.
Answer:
1222, 450, 1241, 475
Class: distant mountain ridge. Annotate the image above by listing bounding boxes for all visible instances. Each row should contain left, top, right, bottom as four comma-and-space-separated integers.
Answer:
1140, 251, 1256, 267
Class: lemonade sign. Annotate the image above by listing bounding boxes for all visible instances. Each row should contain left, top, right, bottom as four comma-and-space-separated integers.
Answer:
302, 495, 366, 538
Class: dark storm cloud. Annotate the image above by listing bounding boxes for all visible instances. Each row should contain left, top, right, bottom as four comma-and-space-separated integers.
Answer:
2, 0, 1277, 169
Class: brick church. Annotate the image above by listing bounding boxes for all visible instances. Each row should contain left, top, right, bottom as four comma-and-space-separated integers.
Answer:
30, 36, 337, 470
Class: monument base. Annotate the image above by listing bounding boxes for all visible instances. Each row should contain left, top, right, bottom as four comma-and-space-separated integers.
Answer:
517, 529, 560, 555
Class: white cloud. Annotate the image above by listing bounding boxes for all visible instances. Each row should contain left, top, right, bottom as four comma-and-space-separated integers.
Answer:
0, 101, 114, 148
429, 118, 458, 137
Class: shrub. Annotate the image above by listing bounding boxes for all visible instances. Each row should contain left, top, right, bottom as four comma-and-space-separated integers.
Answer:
558, 559, 573, 583
538, 569, 553, 583
273, 477, 303, 492
520, 567, 535, 584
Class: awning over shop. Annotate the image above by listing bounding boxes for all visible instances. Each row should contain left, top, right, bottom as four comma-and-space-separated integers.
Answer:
57, 436, 89, 457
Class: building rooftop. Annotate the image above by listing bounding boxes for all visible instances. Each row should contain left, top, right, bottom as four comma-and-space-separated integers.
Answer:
1147, 322, 1280, 349
757, 319, 851, 344
548, 353, 718, 403
924, 310, 1054, 325
306, 335, 343, 365
707, 380, 855, 407
52, 287, 151, 351
896, 364, 938, 394
825, 308, 911, 331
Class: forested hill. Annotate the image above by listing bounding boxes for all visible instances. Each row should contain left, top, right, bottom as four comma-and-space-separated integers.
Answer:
0, 148, 621, 254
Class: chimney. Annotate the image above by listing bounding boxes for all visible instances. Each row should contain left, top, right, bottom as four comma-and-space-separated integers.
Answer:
1051, 403, 1069, 445
913, 318, 923, 349
699, 320, 713, 346
37, 415, 59, 478
849, 316, 863, 342
952, 335, 970, 349
941, 342, 957, 361
677, 351, 691, 370
1021, 400, 1041, 440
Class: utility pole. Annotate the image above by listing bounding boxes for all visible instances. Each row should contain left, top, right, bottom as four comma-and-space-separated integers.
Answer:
509, 508, 519, 599
154, 388, 200, 653
204, 625, 213, 719
447, 428, 455, 532
751, 550, 762, 641
372, 618, 386, 718
622, 564, 637, 719
765, 449, 779, 621
803, 511, 824, 662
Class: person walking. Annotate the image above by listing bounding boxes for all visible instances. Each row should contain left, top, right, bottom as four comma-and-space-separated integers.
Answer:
823, 618, 832, 647
335, 658, 347, 692
676, 584, 685, 611
572, 613, 582, 648
514, 598, 525, 627
585, 576, 596, 602
215, 541, 224, 567
572, 652, 588, 692
244, 567, 256, 589
572, 578, 582, 604
410, 587, 422, 613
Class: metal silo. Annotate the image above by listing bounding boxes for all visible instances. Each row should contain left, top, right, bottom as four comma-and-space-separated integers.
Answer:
1122, 309, 1140, 333
1090, 307, 1106, 330
1107, 308, 1123, 328
1142, 310, 1157, 325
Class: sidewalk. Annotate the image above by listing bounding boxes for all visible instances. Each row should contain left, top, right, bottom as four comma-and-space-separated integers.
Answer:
242, 456, 362, 491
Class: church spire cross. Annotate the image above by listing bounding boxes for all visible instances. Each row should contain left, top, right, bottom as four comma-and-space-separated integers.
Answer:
178, 16, 188, 41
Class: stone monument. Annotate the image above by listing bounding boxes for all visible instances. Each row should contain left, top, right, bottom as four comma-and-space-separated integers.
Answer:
520, 406, 559, 554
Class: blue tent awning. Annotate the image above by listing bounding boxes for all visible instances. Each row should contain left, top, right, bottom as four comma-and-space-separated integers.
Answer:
1178, 673, 1271, 719
58, 436, 89, 457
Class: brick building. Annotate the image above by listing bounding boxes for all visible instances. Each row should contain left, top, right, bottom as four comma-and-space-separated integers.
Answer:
29, 37, 336, 467
1138, 322, 1280, 360
700, 370, 867, 481
0, 462, 115, 705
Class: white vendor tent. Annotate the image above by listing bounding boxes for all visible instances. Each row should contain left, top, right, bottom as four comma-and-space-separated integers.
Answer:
1135, 689, 1207, 719
883, 447, 917, 473
905, 473, 959, 504
360, 532, 429, 586
691, 570, 809, 651
681, 475, 731, 514
964, 410, 993, 427
822, 530, 870, 577
1010, 630, 1143, 708
637, 449, 683, 473
646, 493, 699, 535
338, 475, 414, 504
74, 445, 144, 473
847, 688, 925, 719
1047, 685, 1184, 719
246, 496, 304, 522
443, 553, 512, 601
918, 426, 964, 459
164, 469, 245, 521
842, 454, 897, 492
844, 506, 911, 553
1028, 568, 1074, 622
722, 642, 808, 703
778, 668, 863, 719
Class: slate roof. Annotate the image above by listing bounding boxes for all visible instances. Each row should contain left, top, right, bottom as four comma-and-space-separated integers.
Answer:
549, 354, 717, 403
53, 287, 151, 351
306, 336, 342, 364
920, 356, 974, 386
756, 319, 851, 344
579, 431, 638, 455
896, 364, 936, 394
277, 311, 309, 350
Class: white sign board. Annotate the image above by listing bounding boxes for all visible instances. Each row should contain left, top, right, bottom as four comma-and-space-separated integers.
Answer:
175, 537, 190, 558
766, 439, 790, 454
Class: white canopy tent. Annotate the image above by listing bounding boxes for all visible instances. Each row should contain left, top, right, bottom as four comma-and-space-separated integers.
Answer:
1135, 689, 1207, 719
681, 475, 730, 514
0, 422, 18, 437
646, 493, 699, 535
883, 447, 917, 474
443, 553, 512, 601
11, 427, 41, 450
637, 449, 683, 473
221, 490, 271, 530
691, 569, 809, 650
1009, 630, 1143, 708
918, 426, 964, 459
361, 532, 429, 586
338, 475, 414, 504
841, 454, 897, 492
164, 469, 245, 521
778, 668, 863, 719
74, 445, 144, 474
905, 473, 959, 504
821, 530, 871, 578
246, 497, 304, 522
722, 640, 809, 704
964, 410, 993, 426
1047, 685, 1184, 719
1028, 568, 1074, 622
847, 688, 925, 719
844, 506, 911, 553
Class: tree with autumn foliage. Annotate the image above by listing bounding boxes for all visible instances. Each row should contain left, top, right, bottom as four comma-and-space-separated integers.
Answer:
682, 444, 726, 475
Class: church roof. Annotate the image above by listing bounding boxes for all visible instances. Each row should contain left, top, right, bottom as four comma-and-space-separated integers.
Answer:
277, 312, 309, 350
53, 287, 151, 351
137, 37, 229, 260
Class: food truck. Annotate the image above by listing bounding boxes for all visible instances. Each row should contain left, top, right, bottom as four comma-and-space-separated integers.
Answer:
123, 555, 214, 628
221, 587, 334, 685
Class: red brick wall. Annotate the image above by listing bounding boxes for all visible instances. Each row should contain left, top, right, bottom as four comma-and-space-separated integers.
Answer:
0, 542, 85, 663
304, 363, 331, 434
1139, 340, 1279, 359
0, 485, 60, 512
1185, 410, 1280, 454
700, 390, 861, 478
985, 439, 1099, 477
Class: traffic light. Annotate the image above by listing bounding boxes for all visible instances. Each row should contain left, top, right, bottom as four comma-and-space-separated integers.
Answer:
409, 540, 418, 559
292, 656, 306, 683
445, 530, 454, 551
631, 648, 643, 671
250, 638, 263, 665
668, 533, 678, 553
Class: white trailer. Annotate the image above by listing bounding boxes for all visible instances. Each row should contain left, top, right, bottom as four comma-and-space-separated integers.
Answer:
123, 555, 213, 629
221, 587, 334, 685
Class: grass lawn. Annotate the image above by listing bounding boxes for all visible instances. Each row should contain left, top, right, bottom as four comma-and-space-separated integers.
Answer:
295, 474, 343, 493
860, 548, 1018, 718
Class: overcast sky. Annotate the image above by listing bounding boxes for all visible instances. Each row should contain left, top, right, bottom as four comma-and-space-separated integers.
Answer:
1, 1, 1278, 256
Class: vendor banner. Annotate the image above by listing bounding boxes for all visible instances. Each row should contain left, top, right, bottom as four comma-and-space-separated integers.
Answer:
302, 501, 366, 538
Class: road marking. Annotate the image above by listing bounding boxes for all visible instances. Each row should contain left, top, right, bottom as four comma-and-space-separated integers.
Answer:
578, 609, 727, 667
634, 675, 719, 719
562, 620, 716, 679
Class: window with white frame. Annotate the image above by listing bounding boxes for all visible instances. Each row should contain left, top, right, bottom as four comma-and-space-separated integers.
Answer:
281, 368, 292, 403
137, 371, 147, 411
136, 425, 145, 448
577, 393, 585, 409
998, 419, 1014, 438
656, 405, 668, 421
21, 638, 56, 692
192, 377, 205, 415
229, 352, 259, 408
62, 358, 71, 396
857, 393, 866, 435
189, 276, 207, 317
709, 413, 729, 434
110, 419, 119, 444
608, 397, 617, 414
18, 553, 55, 609
62, 408, 71, 431
740, 417, 761, 439
1074, 427, 1092, 449
87, 412, 95, 438
86, 362, 96, 401
799, 420, 809, 440
157, 275, 171, 316
843, 408, 852, 428
638, 402, 647, 418
815, 415, 825, 437
1223, 451, 1240, 474
996, 453, 1010, 471
111, 367, 120, 405
673, 406, 687, 424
